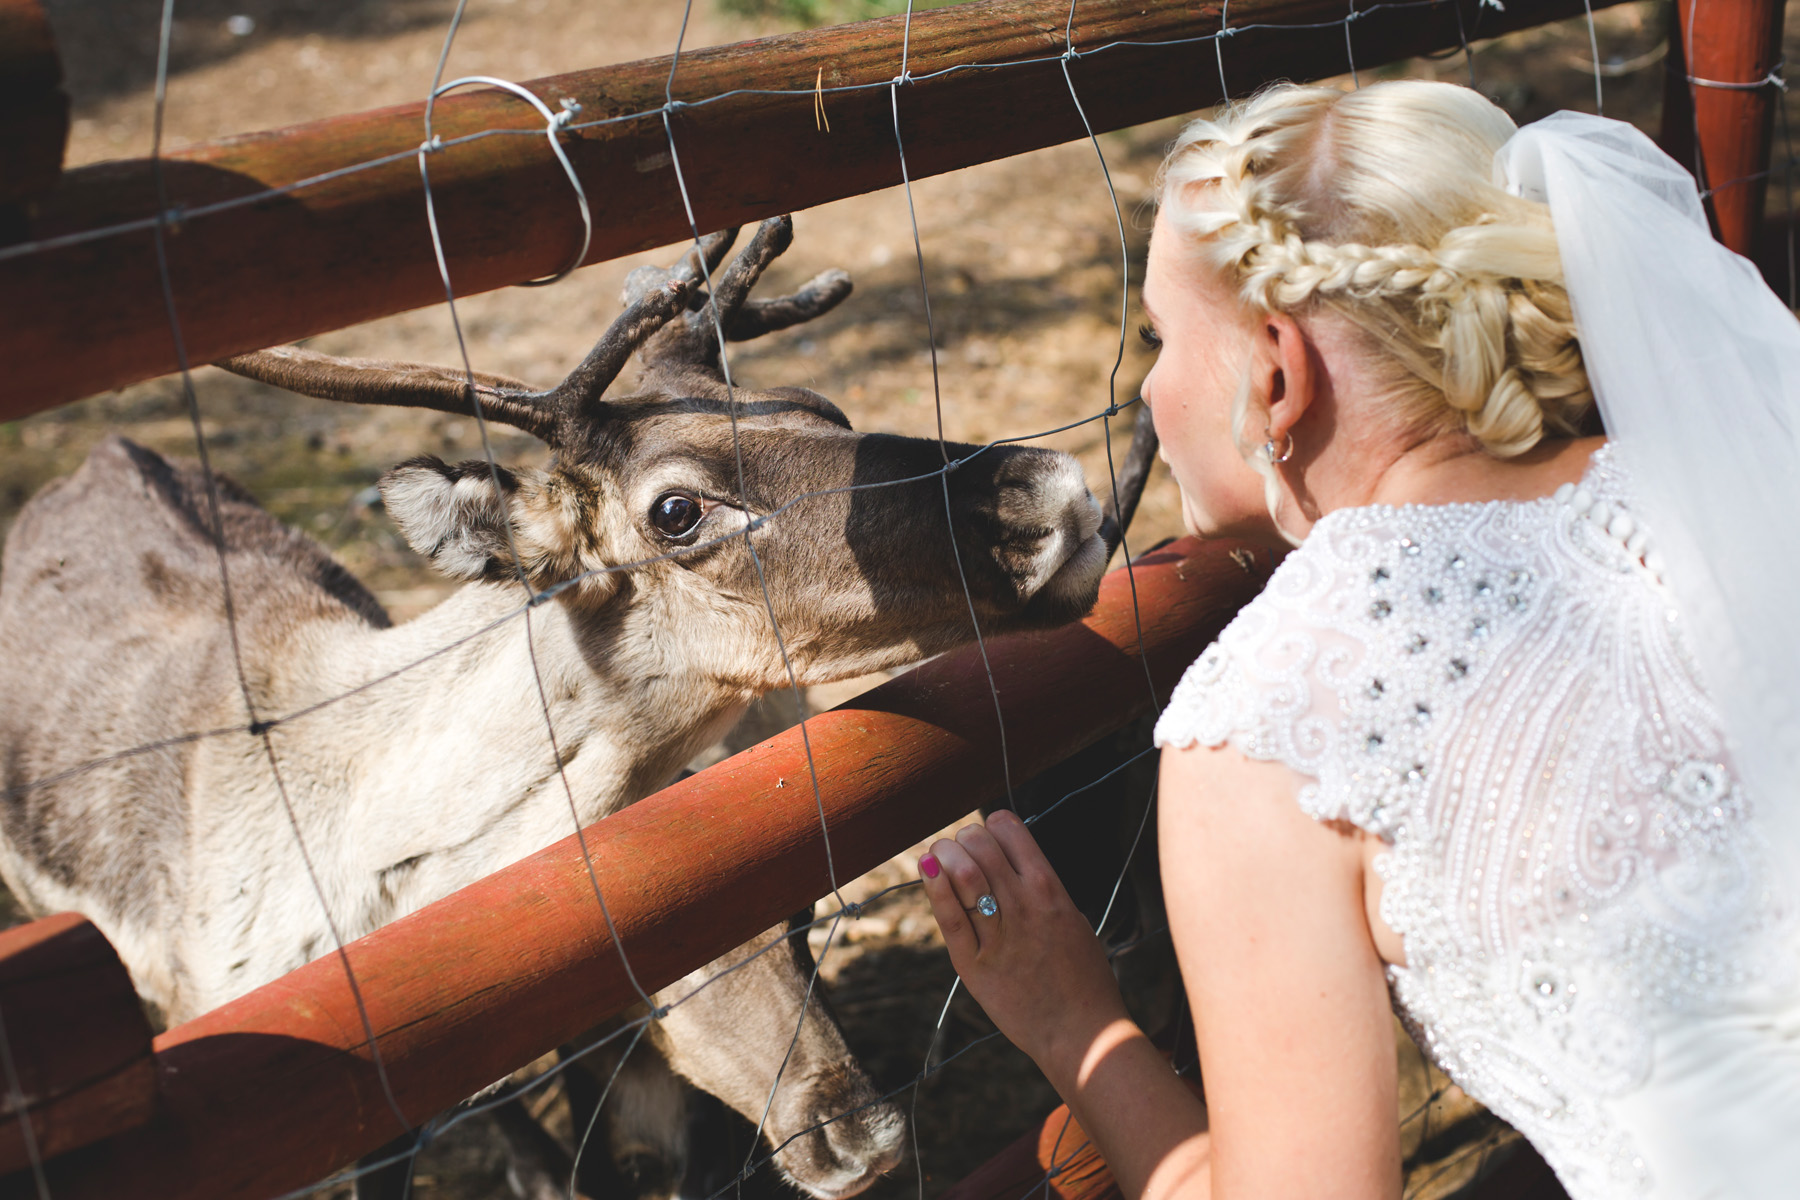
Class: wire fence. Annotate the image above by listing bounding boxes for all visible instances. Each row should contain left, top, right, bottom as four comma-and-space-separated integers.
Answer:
0, 1, 1791, 1199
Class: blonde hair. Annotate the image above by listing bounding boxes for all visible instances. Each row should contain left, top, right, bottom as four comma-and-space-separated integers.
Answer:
1157, 80, 1591, 458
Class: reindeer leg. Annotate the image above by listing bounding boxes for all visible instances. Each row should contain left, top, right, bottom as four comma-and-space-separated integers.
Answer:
492, 1096, 599, 1200
560, 1048, 613, 1195
353, 1130, 421, 1200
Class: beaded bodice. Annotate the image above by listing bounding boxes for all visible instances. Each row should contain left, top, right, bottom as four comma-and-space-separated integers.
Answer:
1154, 445, 1799, 1199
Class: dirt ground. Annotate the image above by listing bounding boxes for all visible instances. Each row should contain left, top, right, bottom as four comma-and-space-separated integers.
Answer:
6, 1, 1798, 1198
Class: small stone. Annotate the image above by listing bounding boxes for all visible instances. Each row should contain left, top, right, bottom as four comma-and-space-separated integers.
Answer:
1370, 599, 1393, 620
1447, 658, 1470, 680
1368, 679, 1386, 699
1400, 537, 1422, 556
1407, 633, 1430, 654
1424, 586, 1444, 604
1371, 566, 1391, 583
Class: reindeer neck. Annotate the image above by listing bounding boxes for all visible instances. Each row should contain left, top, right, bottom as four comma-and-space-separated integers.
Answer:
309, 581, 757, 828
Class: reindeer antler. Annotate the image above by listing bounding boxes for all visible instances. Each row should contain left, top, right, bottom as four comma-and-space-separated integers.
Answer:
216, 345, 564, 440
214, 227, 748, 444
628, 216, 854, 373
217, 219, 853, 443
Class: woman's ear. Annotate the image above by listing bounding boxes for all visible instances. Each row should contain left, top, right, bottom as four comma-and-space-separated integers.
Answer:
1261, 312, 1316, 446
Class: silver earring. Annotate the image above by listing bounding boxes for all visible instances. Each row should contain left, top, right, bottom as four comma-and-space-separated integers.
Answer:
1263, 432, 1294, 465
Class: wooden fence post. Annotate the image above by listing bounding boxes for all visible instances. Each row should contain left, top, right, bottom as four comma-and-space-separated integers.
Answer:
1667, 0, 1788, 255
0, 913, 155, 1175
0, 0, 69, 245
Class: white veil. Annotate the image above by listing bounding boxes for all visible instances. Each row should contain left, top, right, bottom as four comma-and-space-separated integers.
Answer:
1494, 113, 1800, 886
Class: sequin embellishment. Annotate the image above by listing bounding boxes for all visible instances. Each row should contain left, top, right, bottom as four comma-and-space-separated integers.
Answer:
1153, 445, 1789, 1200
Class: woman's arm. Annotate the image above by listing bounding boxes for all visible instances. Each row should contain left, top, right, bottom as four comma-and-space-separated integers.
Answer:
920, 808, 1213, 1198
919, 742, 1399, 1200
1162, 741, 1401, 1200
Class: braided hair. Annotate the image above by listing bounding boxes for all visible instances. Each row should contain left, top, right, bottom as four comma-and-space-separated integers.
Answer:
1158, 81, 1591, 458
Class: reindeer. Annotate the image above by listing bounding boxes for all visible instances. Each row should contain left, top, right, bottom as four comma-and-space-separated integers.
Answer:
0, 217, 1150, 1198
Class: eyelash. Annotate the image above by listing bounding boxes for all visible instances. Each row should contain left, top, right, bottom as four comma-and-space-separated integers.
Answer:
1138, 323, 1162, 350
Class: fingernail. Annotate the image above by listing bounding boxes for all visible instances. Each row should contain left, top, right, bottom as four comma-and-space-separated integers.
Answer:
919, 854, 940, 879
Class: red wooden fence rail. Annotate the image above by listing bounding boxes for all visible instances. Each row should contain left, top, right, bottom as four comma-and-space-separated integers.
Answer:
0, 0, 1633, 418
0, 914, 153, 1175
0, 0, 67, 224
0, 537, 1273, 1200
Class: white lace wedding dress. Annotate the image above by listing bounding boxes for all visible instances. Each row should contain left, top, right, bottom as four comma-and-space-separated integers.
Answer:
1153, 444, 1800, 1199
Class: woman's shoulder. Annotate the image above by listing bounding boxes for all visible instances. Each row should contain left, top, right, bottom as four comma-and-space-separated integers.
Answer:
1153, 441, 1638, 827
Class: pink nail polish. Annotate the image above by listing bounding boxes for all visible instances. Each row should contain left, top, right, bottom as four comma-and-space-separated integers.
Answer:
920, 854, 940, 879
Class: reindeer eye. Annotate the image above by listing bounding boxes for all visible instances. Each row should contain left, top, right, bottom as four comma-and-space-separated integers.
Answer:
650, 492, 705, 538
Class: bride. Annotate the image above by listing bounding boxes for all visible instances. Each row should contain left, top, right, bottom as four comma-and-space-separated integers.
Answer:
916, 80, 1800, 1199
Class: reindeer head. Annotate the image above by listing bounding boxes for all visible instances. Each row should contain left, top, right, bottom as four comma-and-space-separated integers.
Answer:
220, 218, 1118, 688
646, 914, 909, 1200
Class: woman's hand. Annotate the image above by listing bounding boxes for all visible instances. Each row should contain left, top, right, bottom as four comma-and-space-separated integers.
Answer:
918, 809, 1131, 1072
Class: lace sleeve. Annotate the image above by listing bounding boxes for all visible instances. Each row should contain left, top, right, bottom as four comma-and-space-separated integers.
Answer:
1152, 504, 1558, 840
1152, 544, 1380, 832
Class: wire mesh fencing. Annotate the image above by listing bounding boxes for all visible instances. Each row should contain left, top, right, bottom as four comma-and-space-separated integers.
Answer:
0, 2, 1786, 1199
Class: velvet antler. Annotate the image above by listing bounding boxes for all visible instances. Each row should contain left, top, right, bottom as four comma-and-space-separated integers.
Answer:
217, 217, 854, 443
216, 230, 737, 444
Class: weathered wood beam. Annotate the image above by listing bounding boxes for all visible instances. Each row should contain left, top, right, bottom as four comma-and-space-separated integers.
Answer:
0, 913, 155, 1176
0, 0, 69, 240
0, 0, 1628, 417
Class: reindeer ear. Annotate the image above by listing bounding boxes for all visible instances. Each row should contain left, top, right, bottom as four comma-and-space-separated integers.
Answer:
381, 458, 621, 603
380, 457, 526, 582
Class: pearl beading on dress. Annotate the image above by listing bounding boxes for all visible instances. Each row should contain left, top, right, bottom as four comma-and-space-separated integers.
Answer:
1154, 446, 1793, 1200
1554, 480, 1667, 580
